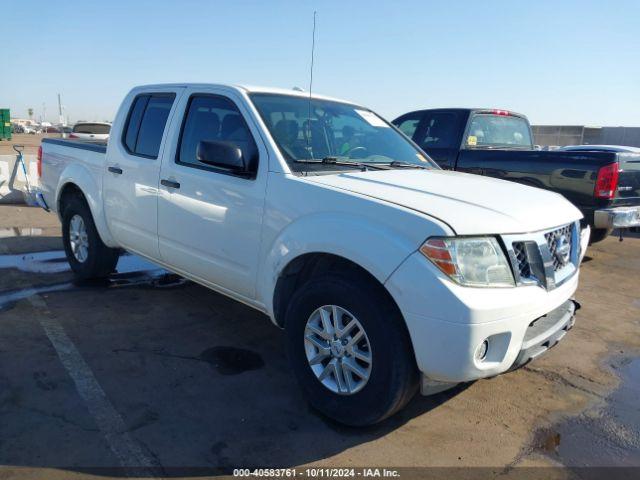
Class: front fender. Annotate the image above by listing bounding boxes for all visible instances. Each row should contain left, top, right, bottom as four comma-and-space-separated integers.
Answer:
56, 163, 118, 248
257, 211, 448, 319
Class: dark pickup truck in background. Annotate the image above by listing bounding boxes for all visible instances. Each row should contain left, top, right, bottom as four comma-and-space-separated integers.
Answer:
392, 108, 640, 243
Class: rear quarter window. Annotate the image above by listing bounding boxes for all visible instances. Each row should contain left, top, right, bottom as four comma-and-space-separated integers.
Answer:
414, 112, 458, 149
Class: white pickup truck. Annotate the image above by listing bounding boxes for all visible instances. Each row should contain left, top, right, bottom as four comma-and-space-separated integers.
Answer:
37, 83, 589, 426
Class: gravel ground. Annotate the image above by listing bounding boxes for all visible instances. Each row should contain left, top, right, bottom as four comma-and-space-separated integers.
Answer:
0, 133, 60, 155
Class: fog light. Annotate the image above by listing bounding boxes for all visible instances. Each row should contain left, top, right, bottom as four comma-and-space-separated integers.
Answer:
475, 340, 489, 361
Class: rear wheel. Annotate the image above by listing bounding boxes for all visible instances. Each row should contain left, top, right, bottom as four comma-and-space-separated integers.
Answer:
285, 272, 418, 426
61, 195, 119, 279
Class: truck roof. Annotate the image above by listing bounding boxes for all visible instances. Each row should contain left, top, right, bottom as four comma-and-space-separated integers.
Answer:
398, 107, 528, 119
132, 83, 356, 106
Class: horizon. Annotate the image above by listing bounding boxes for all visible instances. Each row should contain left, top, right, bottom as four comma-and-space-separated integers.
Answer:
3, 0, 639, 127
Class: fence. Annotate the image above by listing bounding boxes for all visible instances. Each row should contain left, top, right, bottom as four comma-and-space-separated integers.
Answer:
532, 125, 640, 148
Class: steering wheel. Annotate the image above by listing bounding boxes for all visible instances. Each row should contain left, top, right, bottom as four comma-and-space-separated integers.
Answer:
346, 146, 368, 159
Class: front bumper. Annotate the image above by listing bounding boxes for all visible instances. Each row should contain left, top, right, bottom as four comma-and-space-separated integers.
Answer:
594, 206, 640, 230
385, 251, 580, 385
420, 300, 577, 394
509, 299, 577, 371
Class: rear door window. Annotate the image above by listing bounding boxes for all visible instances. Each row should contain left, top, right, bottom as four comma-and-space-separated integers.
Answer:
135, 96, 176, 157
413, 112, 458, 149
124, 96, 149, 152
123, 93, 176, 158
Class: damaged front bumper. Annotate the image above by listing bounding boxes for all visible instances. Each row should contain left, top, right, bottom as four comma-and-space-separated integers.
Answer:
420, 299, 580, 395
509, 299, 579, 371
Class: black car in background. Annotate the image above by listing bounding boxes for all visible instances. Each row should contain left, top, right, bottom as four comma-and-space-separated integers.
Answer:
393, 108, 640, 243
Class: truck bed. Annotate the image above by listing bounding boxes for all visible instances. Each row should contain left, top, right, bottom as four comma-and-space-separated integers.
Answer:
455, 148, 640, 225
39, 138, 108, 214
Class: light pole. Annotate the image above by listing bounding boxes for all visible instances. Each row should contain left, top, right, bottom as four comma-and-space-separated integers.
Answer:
57, 93, 65, 127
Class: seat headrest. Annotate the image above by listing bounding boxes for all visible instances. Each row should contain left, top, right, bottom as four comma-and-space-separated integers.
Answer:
221, 114, 246, 140
274, 119, 299, 143
193, 110, 220, 138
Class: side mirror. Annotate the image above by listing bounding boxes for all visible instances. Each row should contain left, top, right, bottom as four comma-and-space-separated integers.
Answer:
196, 140, 246, 172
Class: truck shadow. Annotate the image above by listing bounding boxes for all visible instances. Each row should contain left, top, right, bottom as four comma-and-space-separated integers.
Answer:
72, 384, 469, 478
65, 382, 468, 479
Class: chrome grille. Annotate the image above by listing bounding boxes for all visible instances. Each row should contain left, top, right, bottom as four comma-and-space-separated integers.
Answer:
544, 224, 573, 271
502, 221, 579, 291
512, 242, 531, 278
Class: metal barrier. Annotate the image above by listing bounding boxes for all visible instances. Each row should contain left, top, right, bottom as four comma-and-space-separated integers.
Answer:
0, 154, 39, 204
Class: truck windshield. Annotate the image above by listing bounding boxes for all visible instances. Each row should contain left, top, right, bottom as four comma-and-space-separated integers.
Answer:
465, 114, 532, 148
249, 93, 437, 171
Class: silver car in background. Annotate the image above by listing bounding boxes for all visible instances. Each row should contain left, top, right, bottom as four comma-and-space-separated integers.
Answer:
68, 122, 111, 140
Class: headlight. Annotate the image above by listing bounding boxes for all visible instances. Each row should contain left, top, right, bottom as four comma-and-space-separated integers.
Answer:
419, 236, 515, 288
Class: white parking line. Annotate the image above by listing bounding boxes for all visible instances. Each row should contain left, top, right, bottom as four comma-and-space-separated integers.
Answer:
27, 293, 159, 477
0, 238, 159, 477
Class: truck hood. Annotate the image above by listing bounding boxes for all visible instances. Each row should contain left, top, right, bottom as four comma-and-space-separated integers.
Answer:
306, 169, 582, 235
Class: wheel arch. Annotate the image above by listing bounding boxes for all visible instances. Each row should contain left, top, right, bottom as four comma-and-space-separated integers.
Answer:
57, 182, 84, 214
55, 164, 118, 247
272, 252, 406, 331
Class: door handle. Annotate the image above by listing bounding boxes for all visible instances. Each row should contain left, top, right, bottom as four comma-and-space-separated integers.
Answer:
161, 179, 180, 189
108, 166, 123, 175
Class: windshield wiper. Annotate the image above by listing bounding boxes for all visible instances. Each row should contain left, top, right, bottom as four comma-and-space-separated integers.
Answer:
294, 157, 391, 170
387, 160, 429, 169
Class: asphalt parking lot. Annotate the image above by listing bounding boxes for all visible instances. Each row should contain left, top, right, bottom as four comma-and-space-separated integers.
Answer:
0, 205, 639, 479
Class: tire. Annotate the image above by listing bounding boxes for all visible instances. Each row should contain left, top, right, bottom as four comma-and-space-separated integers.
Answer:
285, 271, 419, 426
61, 194, 120, 280
588, 228, 610, 245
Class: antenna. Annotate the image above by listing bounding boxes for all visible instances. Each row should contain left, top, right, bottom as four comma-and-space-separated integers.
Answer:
309, 11, 317, 98
306, 11, 317, 156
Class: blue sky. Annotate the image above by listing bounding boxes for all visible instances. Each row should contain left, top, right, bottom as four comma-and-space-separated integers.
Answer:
3, 0, 639, 125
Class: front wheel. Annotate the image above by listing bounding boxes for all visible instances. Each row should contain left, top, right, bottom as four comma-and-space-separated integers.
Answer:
285, 272, 418, 426
62, 195, 120, 280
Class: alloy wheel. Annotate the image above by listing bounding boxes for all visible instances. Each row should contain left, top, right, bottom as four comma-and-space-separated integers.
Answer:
304, 304, 373, 395
69, 214, 89, 263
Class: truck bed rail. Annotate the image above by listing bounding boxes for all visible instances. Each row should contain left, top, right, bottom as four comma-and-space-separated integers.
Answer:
41, 138, 107, 154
